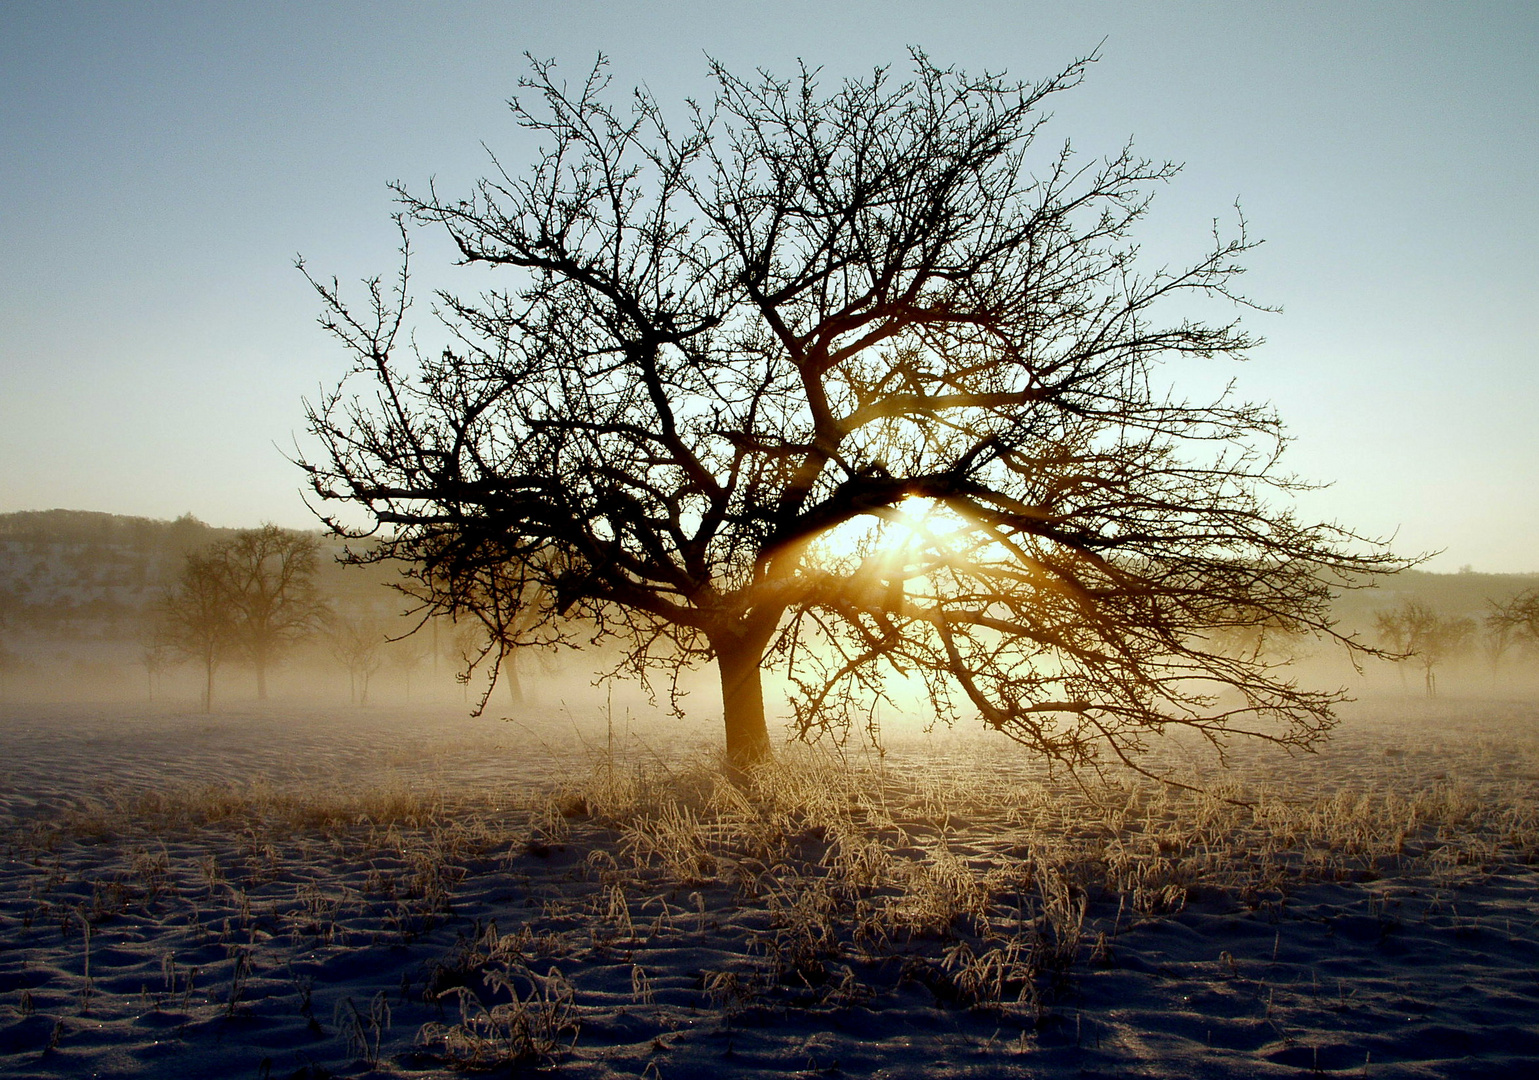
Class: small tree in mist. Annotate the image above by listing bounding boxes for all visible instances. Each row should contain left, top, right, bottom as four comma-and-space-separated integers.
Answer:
1488, 589, 1539, 674
1480, 619, 1516, 685
329, 614, 386, 704
389, 634, 430, 701
159, 552, 235, 711
0, 631, 18, 702
211, 525, 328, 699
139, 634, 175, 702
1489, 589, 1539, 645
1376, 600, 1475, 697
301, 52, 1406, 774
468, 569, 551, 708
158, 525, 328, 707
1204, 605, 1310, 667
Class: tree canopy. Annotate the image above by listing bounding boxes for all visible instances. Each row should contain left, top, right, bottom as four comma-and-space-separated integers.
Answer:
218, 525, 327, 699
157, 548, 235, 711
1375, 599, 1474, 697
157, 524, 326, 707
1489, 588, 1539, 645
301, 52, 1404, 772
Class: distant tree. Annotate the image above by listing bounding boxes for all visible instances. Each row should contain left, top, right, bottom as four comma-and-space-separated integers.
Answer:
158, 552, 236, 711
451, 564, 553, 709
139, 633, 176, 702
1375, 600, 1475, 697
1489, 588, 1539, 646
500, 653, 524, 707
1488, 589, 1539, 678
389, 633, 430, 701
208, 525, 328, 700
1204, 603, 1309, 666
1479, 619, 1516, 685
301, 52, 1406, 773
0, 631, 18, 701
328, 614, 386, 704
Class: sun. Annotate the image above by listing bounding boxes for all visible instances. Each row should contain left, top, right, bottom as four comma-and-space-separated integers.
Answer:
811, 495, 970, 567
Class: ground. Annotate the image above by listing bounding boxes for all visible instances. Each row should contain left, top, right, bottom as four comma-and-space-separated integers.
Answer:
1, 695, 1537, 1078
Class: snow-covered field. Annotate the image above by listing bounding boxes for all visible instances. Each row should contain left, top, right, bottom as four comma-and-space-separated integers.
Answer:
2, 697, 1538, 1078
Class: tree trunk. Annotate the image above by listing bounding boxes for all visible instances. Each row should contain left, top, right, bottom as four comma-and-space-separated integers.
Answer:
203, 658, 215, 713
255, 659, 268, 701
715, 636, 771, 769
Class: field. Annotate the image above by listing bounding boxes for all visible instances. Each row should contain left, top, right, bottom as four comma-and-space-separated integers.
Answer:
1, 697, 1537, 1078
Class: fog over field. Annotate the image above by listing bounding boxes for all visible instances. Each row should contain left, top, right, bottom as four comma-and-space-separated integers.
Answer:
5, 510, 1538, 716
4, 519, 1539, 1078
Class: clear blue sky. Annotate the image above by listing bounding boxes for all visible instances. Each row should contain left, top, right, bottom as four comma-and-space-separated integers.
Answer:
1, 1, 1534, 571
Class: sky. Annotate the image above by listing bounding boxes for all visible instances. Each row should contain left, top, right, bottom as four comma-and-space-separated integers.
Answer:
1, 1, 1535, 572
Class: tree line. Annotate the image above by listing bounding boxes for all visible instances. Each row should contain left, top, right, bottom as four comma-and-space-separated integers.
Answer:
1376, 590, 1539, 697
147, 524, 541, 711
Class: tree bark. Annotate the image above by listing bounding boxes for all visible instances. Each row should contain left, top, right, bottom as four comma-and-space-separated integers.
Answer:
715, 636, 771, 769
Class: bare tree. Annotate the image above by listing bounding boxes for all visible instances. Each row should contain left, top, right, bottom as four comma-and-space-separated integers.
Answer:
0, 631, 18, 702
1488, 589, 1539, 678
301, 53, 1404, 773
209, 525, 327, 700
1480, 618, 1516, 686
1376, 600, 1474, 697
328, 614, 386, 704
139, 633, 175, 702
488, 572, 550, 707
1489, 589, 1539, 645
388, 634, 428, 701
158, 552, 235, 711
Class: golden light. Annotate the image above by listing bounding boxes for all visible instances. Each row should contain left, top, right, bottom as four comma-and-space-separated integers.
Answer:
888, 496, 968, 541
811, 496, 972, 577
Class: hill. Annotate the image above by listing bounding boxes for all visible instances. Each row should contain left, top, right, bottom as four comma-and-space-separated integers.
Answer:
1331, 567, 1539, 637
0, 510, 395, 641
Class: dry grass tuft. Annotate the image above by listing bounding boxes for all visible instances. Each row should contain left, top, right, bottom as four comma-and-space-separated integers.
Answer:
419, 964, 579, 1069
